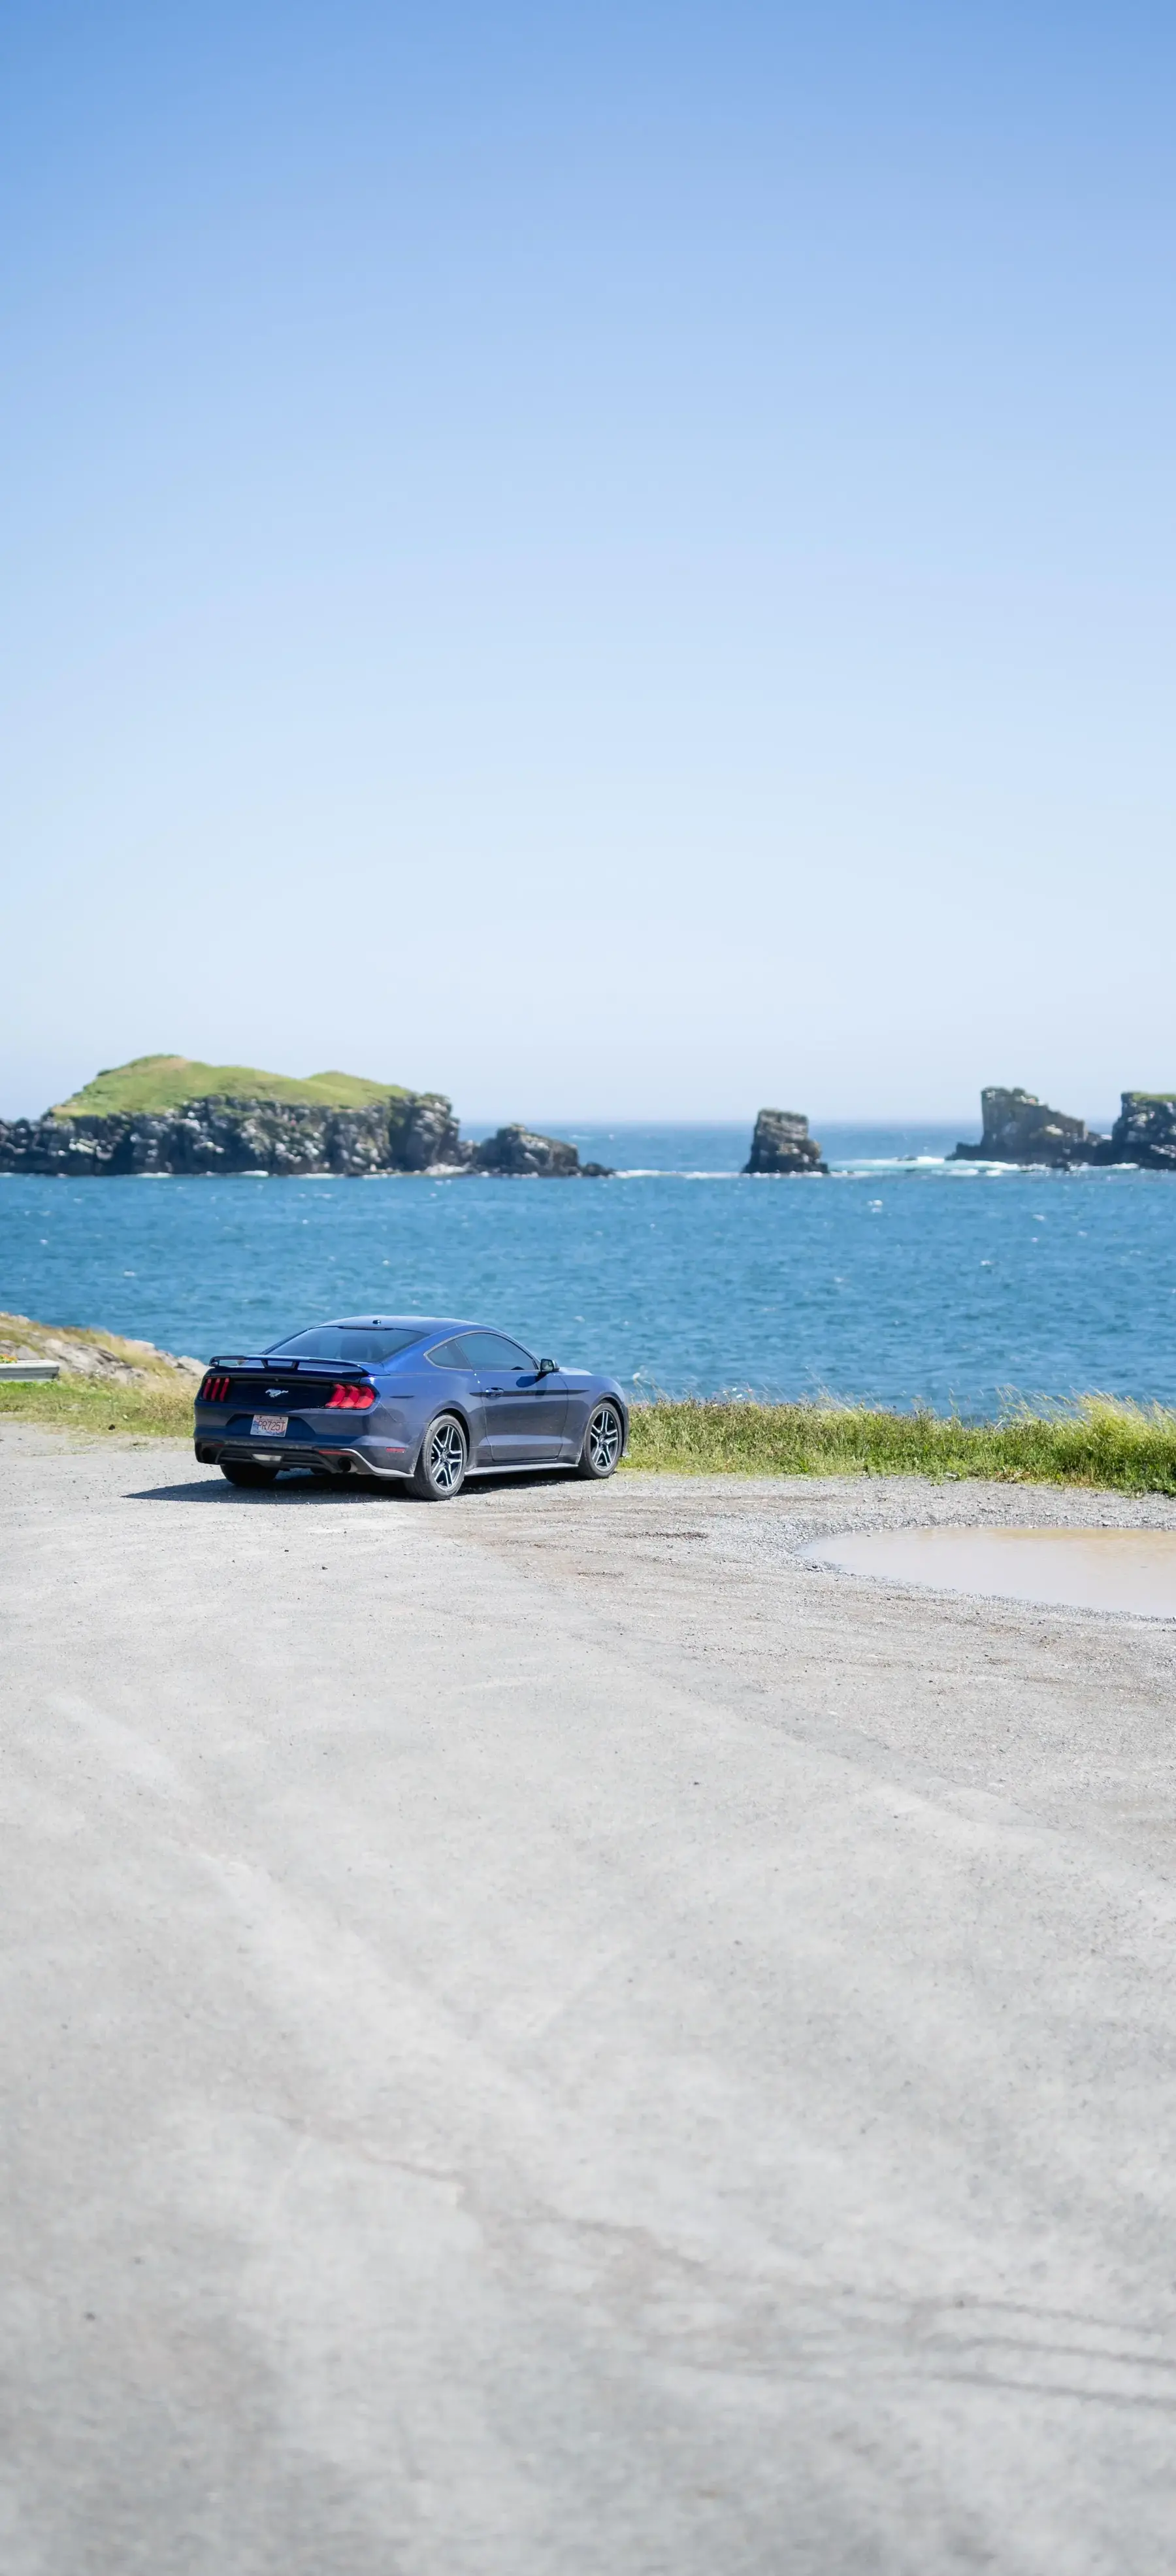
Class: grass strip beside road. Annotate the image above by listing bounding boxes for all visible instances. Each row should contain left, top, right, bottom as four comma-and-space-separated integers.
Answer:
626, 1395, 1176, 1492
4, 1379, 1176, 1493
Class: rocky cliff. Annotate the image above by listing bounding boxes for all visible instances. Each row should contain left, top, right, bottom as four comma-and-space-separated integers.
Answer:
743, 1110, 827, 1175
952, 1088, 1102, 1166
0, 1308, 203, 1381
0, 1063, 610, 1178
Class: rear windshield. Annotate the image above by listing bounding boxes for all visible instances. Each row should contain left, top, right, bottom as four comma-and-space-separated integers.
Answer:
269, 1326, 425, 1365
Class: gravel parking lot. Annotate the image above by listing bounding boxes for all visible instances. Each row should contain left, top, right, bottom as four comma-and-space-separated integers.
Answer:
4, 1423, 1176, 2575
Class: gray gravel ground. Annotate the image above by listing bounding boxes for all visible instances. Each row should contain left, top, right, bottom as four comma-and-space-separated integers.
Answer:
3, 1423, 1176, 2576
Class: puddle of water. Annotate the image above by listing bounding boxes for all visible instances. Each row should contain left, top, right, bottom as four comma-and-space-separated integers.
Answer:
800, 1526, 1176, 1618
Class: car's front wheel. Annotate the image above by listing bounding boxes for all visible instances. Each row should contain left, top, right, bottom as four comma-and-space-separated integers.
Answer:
578, 1401, 623, 1480
220, 1460, 280, 1487
412, 1413, 468, 1500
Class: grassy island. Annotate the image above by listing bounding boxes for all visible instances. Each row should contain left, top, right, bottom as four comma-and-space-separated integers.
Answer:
52, 1055, 410, 1118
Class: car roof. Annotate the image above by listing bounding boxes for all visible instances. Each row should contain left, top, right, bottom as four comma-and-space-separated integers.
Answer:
312, 1316, 482, 1334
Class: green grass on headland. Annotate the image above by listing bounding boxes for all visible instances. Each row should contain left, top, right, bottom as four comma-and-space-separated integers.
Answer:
0, 1376, 195, 1440
4, 1376, 1176, 1491
52, 1055, 409, 1117
625, 1395, 1176, 1493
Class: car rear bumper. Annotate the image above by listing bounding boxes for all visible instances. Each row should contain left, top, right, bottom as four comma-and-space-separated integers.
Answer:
194, 1437, 411, 1479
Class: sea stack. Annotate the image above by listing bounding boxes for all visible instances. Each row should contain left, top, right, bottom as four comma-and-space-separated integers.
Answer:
743, 1109, 827, 1175
951, 1088, 1101, 1166
1104, 1093, 1176, 1170
472, 1124, 612, 1176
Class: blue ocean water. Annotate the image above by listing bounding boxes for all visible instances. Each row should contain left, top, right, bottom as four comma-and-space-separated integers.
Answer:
3, 1123, 1175, 1415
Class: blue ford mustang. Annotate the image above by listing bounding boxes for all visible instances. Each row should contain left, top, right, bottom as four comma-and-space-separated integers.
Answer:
194, 1316, 629, 1499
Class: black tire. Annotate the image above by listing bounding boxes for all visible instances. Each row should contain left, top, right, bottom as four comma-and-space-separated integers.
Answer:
412, 1413, 468, 1500
220, 1460, 280, 1487
578, 1400, 623, 1480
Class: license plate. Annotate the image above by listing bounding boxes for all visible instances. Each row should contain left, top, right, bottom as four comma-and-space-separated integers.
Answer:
251, 1413, 287, 1436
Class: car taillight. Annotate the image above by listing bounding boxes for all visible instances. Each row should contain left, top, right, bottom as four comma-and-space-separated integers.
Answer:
200, 1374, 231, 1402
325, 1382, 376, 1411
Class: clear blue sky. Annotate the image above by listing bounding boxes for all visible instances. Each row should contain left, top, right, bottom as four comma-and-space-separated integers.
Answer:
3, 1, 1173, 1125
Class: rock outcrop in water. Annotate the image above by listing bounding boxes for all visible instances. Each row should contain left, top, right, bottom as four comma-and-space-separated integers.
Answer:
471, 1124, 612, 1177
952, 1088, 1103, 1166
0, 1061, 610, 1178
953, 1086, 1176, 1170
1103, 1093, 1176, 1170
743, 1110, 827, 1175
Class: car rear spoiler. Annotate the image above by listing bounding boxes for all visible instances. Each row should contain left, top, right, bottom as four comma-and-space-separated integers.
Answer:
207, 1354, 374, 1378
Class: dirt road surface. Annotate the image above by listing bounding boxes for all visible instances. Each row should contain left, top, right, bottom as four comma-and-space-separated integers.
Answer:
4, 1424, 1176, 2574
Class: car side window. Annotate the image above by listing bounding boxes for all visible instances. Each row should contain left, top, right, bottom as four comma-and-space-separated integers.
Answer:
425, 1338, 472, 1370
457, 1331, 536, 1372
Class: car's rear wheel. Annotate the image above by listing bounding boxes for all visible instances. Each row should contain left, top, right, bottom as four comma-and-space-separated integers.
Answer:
412, 1413, 468, 1500
578, 1401, 623, 1479
220, 1459, 280, 1487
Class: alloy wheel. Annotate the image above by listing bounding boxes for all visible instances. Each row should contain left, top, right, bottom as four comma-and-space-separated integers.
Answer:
427, 1417, 466, 1493
586, 1403, 622, 1474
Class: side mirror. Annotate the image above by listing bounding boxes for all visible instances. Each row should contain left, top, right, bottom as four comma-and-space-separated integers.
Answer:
538, 1355, 559, 1376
